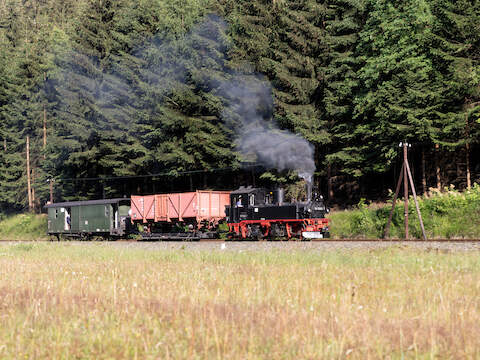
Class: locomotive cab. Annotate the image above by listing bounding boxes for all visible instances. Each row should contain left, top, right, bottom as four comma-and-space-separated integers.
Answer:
226, 187, 295, 223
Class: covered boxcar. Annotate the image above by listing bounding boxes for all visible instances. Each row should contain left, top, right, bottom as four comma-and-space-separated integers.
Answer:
45, 198, 131, 239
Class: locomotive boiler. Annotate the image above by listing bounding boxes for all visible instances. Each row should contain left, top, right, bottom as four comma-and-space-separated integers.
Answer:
225, 186, 330, 240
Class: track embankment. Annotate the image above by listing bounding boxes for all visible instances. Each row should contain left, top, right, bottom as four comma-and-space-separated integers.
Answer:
97, 240, 480, 252
3, 239, 480, 252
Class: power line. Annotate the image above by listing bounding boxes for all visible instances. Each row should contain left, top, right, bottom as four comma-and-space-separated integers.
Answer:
52, 163, 262, 183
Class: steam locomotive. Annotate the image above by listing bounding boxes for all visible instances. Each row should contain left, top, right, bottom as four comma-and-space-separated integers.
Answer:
225, 187, 330, 240
45, 186, 330, 240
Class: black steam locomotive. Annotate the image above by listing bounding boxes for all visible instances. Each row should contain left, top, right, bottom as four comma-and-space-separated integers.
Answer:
225, 186, 330, 240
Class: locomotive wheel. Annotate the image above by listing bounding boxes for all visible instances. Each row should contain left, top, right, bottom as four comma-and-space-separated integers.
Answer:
247, 225, 263, 241
271, 224, 286, 239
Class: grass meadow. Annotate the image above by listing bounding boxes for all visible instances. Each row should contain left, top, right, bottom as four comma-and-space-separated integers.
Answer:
1, 243, 479, 359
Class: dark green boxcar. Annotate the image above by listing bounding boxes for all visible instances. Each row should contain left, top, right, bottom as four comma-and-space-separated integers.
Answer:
45, 198, 130, 238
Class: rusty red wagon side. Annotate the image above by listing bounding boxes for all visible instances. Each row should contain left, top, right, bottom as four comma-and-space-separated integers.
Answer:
130, 191, 230, 229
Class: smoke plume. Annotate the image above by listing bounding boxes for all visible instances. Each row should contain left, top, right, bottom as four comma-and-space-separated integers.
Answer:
53, 14, 316, 181
217, 75, 316, 182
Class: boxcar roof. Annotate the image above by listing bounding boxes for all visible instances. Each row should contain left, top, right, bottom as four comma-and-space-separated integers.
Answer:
44, 198, 130, 208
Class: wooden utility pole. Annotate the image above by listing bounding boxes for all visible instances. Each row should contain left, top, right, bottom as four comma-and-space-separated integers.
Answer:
403, 144, 409, 239
32, 167, 36, 211
384, 143, 427, 240
48, 179, 54, 203
43, 72, 47, 156
26, 135, 33, 212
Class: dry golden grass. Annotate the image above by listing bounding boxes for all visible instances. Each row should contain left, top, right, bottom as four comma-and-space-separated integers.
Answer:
1, 243, 480, 359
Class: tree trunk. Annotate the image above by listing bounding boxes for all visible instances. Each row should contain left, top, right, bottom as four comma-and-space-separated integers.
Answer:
26, 136, 33, 212
43, 106, 47, 146
466, 142, 471, 190
421, 147, 427, 194
465, 110, 471, 190
327, 163, 334, 201
435, 143, 441, 190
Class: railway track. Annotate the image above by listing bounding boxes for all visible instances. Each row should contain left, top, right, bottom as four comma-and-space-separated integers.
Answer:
5, 238, 480, 243
138, 232, 480, 242
313, 238, 480, 242
139, 238, 480, 242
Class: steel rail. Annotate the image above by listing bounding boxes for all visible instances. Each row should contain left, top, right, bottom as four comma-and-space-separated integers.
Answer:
7, 238, 480, 243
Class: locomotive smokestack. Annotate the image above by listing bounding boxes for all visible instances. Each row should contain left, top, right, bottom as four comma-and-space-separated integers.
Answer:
277, 188, 284, 206
306, 182, 312, 202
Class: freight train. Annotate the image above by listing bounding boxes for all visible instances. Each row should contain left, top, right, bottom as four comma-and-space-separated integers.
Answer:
45, 187, 329, 240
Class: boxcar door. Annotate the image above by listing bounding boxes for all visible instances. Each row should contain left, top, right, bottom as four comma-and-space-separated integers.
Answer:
64, 207, 72, 232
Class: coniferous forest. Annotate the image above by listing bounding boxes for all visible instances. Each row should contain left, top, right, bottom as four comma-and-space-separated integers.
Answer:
1, 0, 480, 213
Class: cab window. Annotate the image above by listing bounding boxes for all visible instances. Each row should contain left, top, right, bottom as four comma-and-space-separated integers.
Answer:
265, 193, 273, 204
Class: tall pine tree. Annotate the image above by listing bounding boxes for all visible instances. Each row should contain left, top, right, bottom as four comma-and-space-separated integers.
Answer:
353, 0, 442, 176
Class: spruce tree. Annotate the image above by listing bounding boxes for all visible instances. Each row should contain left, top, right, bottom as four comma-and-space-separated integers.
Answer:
132, 13, 235, 176
48, 0, 134, 198
0, 32, 23, 212
0, 1, 54, 211
429, 0, 480, 187
353, 0, 442, 175
321, 0, 366, 182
